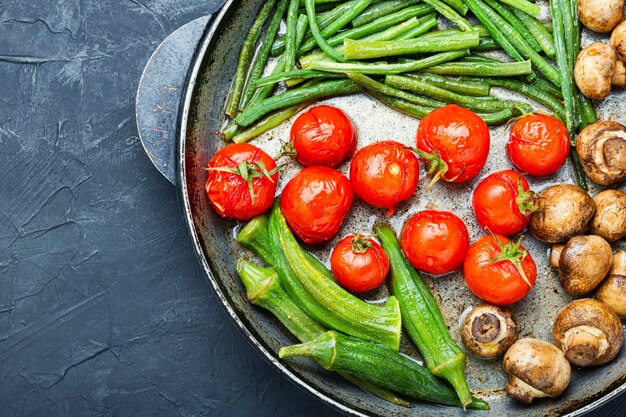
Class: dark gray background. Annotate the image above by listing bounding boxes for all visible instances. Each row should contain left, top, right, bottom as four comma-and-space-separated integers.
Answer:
0, 1, 623, 416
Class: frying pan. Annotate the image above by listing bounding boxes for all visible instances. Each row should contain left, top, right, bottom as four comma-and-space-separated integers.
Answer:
176, 1, 626, 415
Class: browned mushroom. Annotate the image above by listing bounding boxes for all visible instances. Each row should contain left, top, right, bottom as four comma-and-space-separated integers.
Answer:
553, 298, 624, 366
461, 304, 518, 358
503, 338, 571, 404
590, 190, 626, 241
611, 20, 626, 60
596, 250, 626, 317
550, 235, 613, 295
578, 0, 624, 32
574, 43, 625, 100
529, 184, 596, 243
576, 121, 626, 186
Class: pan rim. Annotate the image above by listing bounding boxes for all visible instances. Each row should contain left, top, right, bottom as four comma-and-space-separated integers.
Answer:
176, 1, 626, 416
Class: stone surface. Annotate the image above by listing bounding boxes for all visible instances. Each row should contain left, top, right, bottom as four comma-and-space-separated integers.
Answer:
0, 1, 623, 416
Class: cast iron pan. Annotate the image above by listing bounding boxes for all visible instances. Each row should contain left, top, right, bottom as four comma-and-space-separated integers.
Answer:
178, 1, 626, 415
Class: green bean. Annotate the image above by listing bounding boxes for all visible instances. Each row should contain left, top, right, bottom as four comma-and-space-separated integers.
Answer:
471, 37, 500, 51
409, 73, 491, 96
460, 76, 565, 116
351, 0, 421, 27
483, 0, 542, 53
221, 121, 241, 141
225, 0, 277, 117
385, 74, 520, 112
284, 0, 301, 72
232, 104, 310, 144
494, 0, 540, 17
424, 60, 532, 76
240, 0, 289, 110
235, 79, 359, 127
256, 69, 343, 87
247, 56, 286, 110
348, 72, 444, 107
461, 54, 501, 63
419, 0, 473, 31
305, 50, 469, 74
343, 33, 479, 59
421, 25, 490, 37
440, 0, 470, 16
512, 9, 555, 58
531, 77, 563, 99
470, 0, 561, 85
578, 93, 598, 128
306, 0, 374, 62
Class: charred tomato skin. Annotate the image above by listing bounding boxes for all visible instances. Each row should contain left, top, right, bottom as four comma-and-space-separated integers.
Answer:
280, 166, 354, 244
330, 234, 390, 292
507, 114, 570, 176
349, 140, 419, 215
472, 170, 535, 236
464, 234, 537, 306
416, 104, 490, 183
290, 105, 357, 168
401, 210, 470, 275
205, 143, 278, 221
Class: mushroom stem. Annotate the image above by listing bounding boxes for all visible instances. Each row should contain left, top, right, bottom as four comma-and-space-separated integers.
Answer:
550, 244, 565, 269
612, 60, 625, 87
610, 250, 626, 276
506, 376, 548, 404
561, 325, 609, 366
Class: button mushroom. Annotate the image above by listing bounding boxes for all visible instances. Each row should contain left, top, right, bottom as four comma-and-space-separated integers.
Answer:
550, 235, 613, 295
461, 304, 518, 358
576, 121, 626, 185
529, 184, 596, 243
596, 250, 626, 317
553, 298, 624, 366
590, 190, 626, 241
610, 20, 626, 61
503, 338, 571, 404
574, 43, 625, 100
578, 0, 624, 32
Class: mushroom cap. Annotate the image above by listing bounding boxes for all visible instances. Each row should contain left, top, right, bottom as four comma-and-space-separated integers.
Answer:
574, 43, 616, 99
529, 184, 596, 243
576, 121, 626, 186
553, 298, 624, 366
610, 20, 626, 61
596, 250, 626, 317
578, 0, 624, 32
503, 338, 571, 400
590, 190, 626, 241
461, 304, 518, 358
558, 235, 613, 295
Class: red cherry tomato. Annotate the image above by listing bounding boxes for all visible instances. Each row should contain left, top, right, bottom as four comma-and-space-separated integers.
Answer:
290, 105, 357, 168
330, 234, 390, 292
349, 141, 419, 215
205, 143, 278, 221
280, 166, 353, 244
507, 114, 570, 176
463, 234, 537, 306
400, 210, 469, 275
472, 170, 537, 236
416, 104, 490, 184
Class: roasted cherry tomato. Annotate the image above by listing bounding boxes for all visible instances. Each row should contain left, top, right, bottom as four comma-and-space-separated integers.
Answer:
472, 170, 537, 236
401, 210, 469, 275
349, 140, 419, 216
507, 113, 570, 176
205, 143, 278, 221
416, 104, 490, 184
289, 105, 357, 168
463, 234, 537, 306
330, 234, 390, 292
280, 166, 353, 244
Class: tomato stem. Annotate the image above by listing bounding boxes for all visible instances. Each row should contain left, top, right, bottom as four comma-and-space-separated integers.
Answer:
486, 233, 533, 288
207, 161, 281, 204
351, 234, 373, 254
275, 141, 298, 161
514, 176, 539, 215
408, 147, 464, 188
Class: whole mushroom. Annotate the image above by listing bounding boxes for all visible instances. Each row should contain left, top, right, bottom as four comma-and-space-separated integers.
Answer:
529, 184, 596, 243
550, 235, 613, 295
574, 43, 624, 100
590, 190, 626, 241
461, 304, 518, 358
576, 121, 626, 185
611, 20, 626, 61
578, 0, 623, 32
503, 338, 571, 404
596, 250, 626, 317
553, 298, 624, 366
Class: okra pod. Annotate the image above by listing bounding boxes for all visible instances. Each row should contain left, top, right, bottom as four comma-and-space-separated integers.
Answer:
280, 331, 490, 409
375, 224, 473, 407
